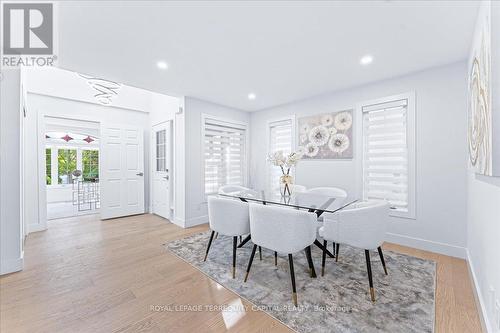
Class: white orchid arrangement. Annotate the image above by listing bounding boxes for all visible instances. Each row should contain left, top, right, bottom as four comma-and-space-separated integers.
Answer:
267, 150, 303, 175
267, 150, 303, 196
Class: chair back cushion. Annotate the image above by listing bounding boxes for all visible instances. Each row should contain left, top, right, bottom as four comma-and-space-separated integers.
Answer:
218, 185, 249, 195
306, 187, 347, 198
291, 184, 307, 193
249, 204, 317, 254
323, 200, 389, 249
208, 196, 250, 236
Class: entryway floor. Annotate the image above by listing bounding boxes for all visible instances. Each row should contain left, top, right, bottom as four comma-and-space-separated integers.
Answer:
47, 201, 99, 220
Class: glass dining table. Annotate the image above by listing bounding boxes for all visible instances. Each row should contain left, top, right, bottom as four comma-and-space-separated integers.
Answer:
218, 188, 359, 278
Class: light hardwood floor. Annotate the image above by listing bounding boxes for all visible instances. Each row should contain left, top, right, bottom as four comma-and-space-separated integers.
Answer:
0, 214, 482, 333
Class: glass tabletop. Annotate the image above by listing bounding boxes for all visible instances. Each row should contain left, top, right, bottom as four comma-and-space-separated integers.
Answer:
219, 189, 359, 214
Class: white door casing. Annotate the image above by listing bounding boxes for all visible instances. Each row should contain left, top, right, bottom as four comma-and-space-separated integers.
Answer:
152, 121, 172, 219
100, 124, 145, 219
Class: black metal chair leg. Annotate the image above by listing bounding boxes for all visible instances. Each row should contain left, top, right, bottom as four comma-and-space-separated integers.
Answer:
304, 246, 317, 278
378, 246, 388, 275
237, 234, 251, 248
365, 250, 375, 302
335, 243, 340, 262
332, 242, 336, 256
232, 236, 237, 278
274, 251, 277, 266
288, 254, 298, 306
244, 244, 258, 282
259, 246, 262, 260
321, 240, 327, 276
204, 230, 215, 261
314, 239, 334, 258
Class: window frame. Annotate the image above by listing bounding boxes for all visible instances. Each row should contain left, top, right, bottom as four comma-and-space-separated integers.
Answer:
45, 145, 100, 188
57, 148, 78, 185
155, 129, 167, 172
201, 114, 249, 197
359, 92, 416, 219
45, 148, 52, 185
82, 149, 99, 181
266, 115, 296, 192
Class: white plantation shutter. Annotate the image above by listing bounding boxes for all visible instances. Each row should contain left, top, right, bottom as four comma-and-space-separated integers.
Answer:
268, 119, 293, 191
362, 97, 415, 217
204, 117, 247, 195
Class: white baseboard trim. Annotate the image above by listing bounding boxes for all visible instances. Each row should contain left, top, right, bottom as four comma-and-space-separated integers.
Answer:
0, 257, 23, 275
185, 215, 208, 228
466, 249, 493, 333
172, 217, 186, 228
27, 223, 47, 233
172, 215, 208, 228
385, 232, 467, 259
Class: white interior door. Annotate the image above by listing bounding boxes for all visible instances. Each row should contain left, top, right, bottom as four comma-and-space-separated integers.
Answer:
152, 122, 171, 219
100, 124, 145, 219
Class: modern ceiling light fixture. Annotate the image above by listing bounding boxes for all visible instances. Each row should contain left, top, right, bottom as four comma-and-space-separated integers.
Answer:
360, 54, 374, 65
78, 73, 122, 105
157, 61, 169, 70
248, 93, 256, 100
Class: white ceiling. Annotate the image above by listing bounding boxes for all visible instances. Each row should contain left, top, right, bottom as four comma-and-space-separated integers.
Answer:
57, 1, 479, 111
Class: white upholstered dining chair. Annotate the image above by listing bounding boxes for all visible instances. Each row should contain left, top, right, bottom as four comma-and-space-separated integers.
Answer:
306, 186, 348, 257
217, 185, 256, 244
319, 200, 390, 302
244, 203, 317, 306
205, 196, 251, 279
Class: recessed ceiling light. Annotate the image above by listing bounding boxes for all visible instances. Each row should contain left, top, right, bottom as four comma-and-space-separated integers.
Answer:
247, 93, 256, 100
157, 61, 168, 70
360, 55, 374, 65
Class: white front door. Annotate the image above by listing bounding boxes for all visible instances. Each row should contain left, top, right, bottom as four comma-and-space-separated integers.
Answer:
100, 124, 145, 219
152, 122, 171, 219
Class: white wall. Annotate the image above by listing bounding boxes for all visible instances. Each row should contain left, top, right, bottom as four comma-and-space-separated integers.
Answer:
0, 69, 23, 275
182, 97, 250, 227
467, 175, 500, 332
466, 2, 500, 332
250, 62, 469, 258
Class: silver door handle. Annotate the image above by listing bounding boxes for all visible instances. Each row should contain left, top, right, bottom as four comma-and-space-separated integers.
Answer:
163, 175, 169, 180
136, 172, 144, 176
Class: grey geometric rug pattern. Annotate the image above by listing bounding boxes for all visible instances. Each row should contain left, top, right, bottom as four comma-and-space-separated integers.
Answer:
166, 231, 435, 333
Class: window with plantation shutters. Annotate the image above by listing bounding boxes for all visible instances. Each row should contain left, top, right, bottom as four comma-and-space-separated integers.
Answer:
203, 116, 247, 195
362, 93, 416, 219
268, 119, 293, 191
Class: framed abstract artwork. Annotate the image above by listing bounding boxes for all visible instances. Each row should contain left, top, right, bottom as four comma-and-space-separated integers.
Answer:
297, 110, 353, 159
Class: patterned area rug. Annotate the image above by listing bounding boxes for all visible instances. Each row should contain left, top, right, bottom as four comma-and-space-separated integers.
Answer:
166, 232, 435, 333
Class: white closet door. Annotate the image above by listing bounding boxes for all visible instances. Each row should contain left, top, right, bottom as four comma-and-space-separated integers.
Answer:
100, 124, 145, 219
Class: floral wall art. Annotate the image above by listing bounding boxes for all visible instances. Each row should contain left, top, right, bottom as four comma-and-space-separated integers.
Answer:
468, 7, 492, 176
297, 110, 353, 159
468, 2, 500, 177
